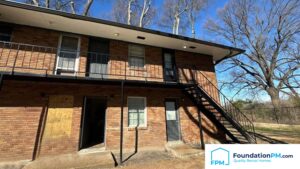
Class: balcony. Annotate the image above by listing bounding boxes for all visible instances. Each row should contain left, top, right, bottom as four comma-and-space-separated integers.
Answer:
0, 41, 219, 93
0, 41, 212, 83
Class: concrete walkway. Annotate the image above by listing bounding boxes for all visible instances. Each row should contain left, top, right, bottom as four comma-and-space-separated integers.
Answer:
165, 142, 204, 158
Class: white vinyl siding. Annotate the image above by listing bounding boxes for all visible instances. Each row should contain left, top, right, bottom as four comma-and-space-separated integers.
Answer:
128, 97, 146, 127
128, 45, 145, 68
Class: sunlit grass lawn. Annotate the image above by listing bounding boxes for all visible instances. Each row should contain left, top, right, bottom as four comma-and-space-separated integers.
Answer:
254, 123, 300, 143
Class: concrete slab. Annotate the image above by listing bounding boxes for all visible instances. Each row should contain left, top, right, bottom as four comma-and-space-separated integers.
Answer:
0, 160, 30, 169
165, 143, 204, 158
23, 151, 115, 169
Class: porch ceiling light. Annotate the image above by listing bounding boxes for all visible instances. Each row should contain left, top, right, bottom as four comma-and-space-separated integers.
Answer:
183, 45, 187, 49
114, 33, 120, 36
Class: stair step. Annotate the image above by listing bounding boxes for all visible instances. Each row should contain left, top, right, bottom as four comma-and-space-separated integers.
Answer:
184, 87, 253, 144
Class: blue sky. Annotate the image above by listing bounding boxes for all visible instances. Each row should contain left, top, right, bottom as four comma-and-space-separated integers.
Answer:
88, 0, 228, 40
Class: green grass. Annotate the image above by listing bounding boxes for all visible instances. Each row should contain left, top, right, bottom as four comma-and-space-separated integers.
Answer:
254, 123, 300, 143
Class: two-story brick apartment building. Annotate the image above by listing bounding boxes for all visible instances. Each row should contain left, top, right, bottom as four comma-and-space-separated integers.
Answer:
0, 1, 256, 163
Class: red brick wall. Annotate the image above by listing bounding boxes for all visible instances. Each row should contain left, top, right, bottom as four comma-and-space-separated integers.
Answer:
0, 80, 222, 162
1, 24, 217, 87
0, 24, 222, 162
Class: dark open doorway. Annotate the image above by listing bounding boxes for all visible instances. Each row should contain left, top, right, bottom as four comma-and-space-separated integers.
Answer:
80, 97, 107, 149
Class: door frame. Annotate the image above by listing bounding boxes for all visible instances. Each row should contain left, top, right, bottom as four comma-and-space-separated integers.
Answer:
79, 96, 107, 150
164, 98, 182, 142
162, 49, 178, 82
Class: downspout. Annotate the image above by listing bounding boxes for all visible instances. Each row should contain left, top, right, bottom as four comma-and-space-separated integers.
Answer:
119, 80, 125, 164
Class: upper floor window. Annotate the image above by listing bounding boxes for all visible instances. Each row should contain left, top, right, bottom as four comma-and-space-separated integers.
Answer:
128, 97, 146, 127
57, 35, 80, 72
0, 25, 12, 42
128, 44, 145, 68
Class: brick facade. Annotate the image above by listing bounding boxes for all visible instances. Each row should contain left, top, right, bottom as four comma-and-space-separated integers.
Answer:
1, 25, 217, 85
0, 80, 222, 162
0, 24, 223, 162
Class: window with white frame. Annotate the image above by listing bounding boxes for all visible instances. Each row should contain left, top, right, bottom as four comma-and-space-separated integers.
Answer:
57, 35, 80, 71
128, 45, 145, 68
128, 97, 146, 127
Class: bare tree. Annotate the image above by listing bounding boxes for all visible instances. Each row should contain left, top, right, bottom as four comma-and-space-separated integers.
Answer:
138, 0, 154, 27
70, 0, 76, 14
45, 0, 49, 8
30, 0, 39, 6
205, 0, 300, 116
112, 0, 156, 28
127, 0, 135, 25
186, 0, 207, 38
83, 0, 94, 16
160, 0, 189, 34
23, 0, 94, 15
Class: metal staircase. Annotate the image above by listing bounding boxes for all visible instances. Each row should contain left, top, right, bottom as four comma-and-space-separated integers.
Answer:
181, 70, 256, 144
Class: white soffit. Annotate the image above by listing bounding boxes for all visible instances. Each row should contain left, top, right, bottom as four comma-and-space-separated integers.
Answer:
0, 2, 243, 62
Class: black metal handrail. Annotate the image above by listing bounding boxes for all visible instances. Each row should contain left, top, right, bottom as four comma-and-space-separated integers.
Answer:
193, 69, 256, 143
0, 41, 164, 81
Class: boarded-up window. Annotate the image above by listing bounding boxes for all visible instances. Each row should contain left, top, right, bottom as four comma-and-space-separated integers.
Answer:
43, 95, 74, 140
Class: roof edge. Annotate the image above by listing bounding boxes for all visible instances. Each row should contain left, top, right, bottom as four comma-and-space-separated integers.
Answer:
0, 0, 245, 61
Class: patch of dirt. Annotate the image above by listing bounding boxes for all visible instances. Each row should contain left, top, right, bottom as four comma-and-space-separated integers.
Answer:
115, 151, 204, 169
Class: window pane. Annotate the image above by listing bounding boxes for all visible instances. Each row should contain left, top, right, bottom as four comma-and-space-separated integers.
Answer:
58, 36, 79, 71
129, 45, 145, 68
0, 35, 11, 42
129, 45, 145, 57
129, 56, 144, 68
130, 119, 137, 126
58, 51, 76, 70
0, 25, 12, 42
129, 112, 138, 119
166, 101, 177, 120
164, 53, 173, 69
61, 36, 79, 51
128, 97, 146, 126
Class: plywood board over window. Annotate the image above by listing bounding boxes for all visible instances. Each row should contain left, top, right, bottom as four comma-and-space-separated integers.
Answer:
43, 95, 74, 140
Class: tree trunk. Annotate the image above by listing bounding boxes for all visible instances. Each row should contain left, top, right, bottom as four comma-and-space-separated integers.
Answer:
139, 0, 147, 27
45, 0, 49, 8
127, 0, 134, 25
173, 15, 180, 35
267, 87, 281, 123
32, 0, 39, 6
70, 1, 76, 14
191, 20, 195, 38
83, 0, 94, 16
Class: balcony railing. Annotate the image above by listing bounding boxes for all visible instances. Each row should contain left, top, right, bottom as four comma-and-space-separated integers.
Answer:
0, 41, 214, 85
